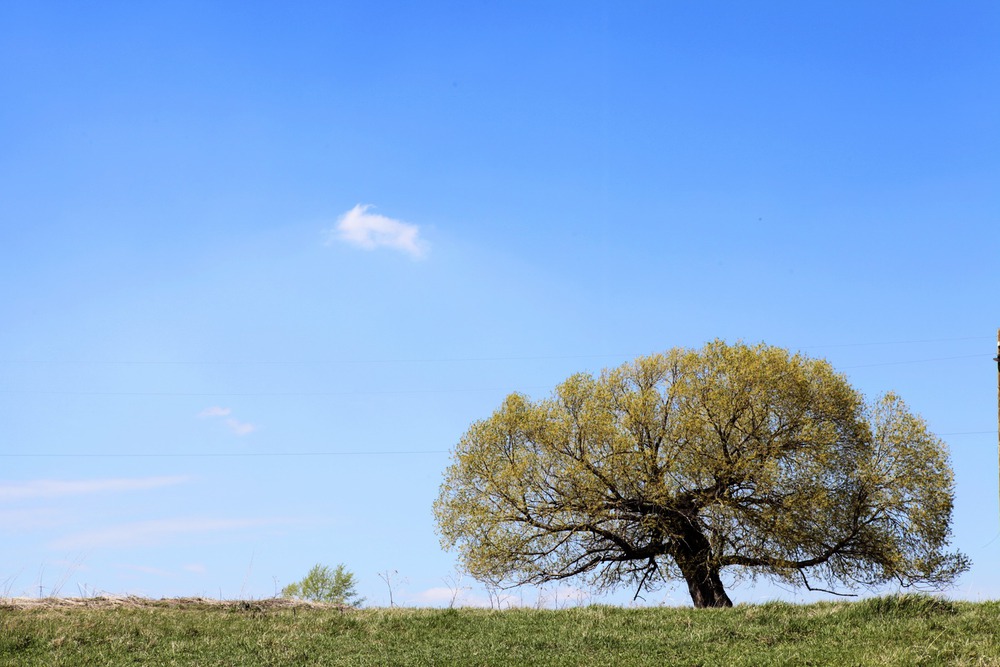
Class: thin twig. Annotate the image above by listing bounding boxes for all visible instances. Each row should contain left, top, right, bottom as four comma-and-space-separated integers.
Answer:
799, 570, 857, 597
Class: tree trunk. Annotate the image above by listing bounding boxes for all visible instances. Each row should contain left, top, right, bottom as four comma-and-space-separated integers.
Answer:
677, 557, 733, 608
673, 524, 733, 608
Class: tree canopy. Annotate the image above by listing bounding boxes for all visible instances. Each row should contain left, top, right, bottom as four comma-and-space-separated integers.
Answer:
434, 341, 968, 607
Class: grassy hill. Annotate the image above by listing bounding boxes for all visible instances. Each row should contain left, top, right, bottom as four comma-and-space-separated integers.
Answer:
2, 594, 998, 666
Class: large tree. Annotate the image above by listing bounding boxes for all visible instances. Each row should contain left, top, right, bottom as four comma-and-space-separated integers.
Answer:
434, 341, 968, 608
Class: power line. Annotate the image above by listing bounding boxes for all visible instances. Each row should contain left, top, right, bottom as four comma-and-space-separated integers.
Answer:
0, 355, 631, 366
0, 356, 991, 398
800, 336, 993, 349
1, 432, 993, 459
839, 354, 991, 369
0, 450, 450, 458
0, 335, 991, 366
0, 386, 545, 398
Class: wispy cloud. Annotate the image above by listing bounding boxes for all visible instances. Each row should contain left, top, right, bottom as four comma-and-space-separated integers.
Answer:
224, 418, 257, 436
0, 508, 68, 530
115, 563, 207, 578
411, 586, 492, 608
198, 406, 231, 418
329, 204, 429, 259
410, 584, 590, 609
198, 407, 256, 436
0, 476, 191, 501
50, 517, 298, 550
118, 564, 176, 578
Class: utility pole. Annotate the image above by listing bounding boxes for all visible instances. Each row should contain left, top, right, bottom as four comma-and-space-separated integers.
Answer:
995, 329, 999, 515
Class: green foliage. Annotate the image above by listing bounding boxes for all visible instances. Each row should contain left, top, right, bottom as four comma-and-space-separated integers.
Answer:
3, 598, 1000, 666
281, 563, 364, 607
435, 340, 969, 608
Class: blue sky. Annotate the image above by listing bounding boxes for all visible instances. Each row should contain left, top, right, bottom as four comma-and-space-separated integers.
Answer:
1, 1, 998, 606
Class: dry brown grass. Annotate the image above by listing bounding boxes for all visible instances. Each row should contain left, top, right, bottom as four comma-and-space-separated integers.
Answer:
0, 596, 348, 611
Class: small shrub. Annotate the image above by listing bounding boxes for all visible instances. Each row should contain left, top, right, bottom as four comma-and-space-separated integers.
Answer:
282, 563, 364, 607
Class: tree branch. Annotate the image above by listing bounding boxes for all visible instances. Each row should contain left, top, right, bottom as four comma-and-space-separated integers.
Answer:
632, 558, 659, 602
798, 570, 857, 598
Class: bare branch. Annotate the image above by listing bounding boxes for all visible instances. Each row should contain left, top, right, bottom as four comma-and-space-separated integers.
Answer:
799, 570, 857, 598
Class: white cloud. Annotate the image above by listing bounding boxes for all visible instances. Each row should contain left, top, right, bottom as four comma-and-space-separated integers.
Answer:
224, 418, 257, 436
329, 204, 429, 259
198, 407, 256, 436
0, 508, 67, 530
118, 564, 176, 578
413, 586, 467, 606
535, 584, 594, 608
0, 476, 191, 501
411, 587, 494, 608
413, 586, 455, 604
49, 517, 297, 550
408, 584, 593, 609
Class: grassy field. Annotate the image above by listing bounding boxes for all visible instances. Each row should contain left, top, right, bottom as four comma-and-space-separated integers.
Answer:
1, 594, 998, 666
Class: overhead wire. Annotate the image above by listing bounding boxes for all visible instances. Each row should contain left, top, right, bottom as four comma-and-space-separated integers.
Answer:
0, 335, 993, 459
0, 334, 992, 367
1, 430, 994, 459
0, 450, 450, 458
0, 344, 993, 398
0, 387, 549, 397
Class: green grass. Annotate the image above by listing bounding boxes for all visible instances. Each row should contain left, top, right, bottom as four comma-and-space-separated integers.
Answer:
2, 594, 999, 666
